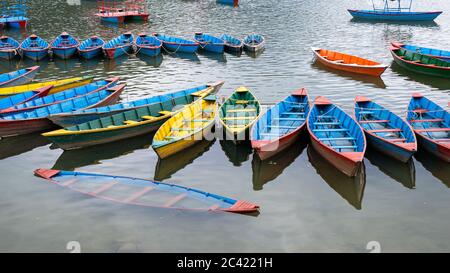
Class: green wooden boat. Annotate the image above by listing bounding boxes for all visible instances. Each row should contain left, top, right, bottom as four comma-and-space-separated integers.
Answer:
42, 82, 224, 150
218, 86, 261, 143
390, 45, 450, 78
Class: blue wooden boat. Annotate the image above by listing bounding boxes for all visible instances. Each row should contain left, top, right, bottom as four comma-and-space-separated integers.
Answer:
243, 34, 265, 52
0, 84, 124, 137
220, 34, 243, 53
0, 66, 39, 88
34, 169, 259, 213
307, 96, 366, 177
0, 86, 51, 111
153, 33, 199, 54
51, 32, 79, 59
391, 42, 450, 61
0, 16, 28, 28
48, 81, 224, 127
0, 36, 20, 60
406, 93, 449, 162
103, 32, 134, 59
0, 78, 119, 115
251, 88, 310, 161
78, 36, 105, 59
20, 34, 50, 61
194, 32, 225, 53
135, 33, 162, 57
216, 0, 239, 6
355, 96, 417, 162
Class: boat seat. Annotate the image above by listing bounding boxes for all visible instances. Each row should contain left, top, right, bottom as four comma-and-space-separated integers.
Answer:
314, 122, 340, 125
416, 128, 450, 132
142, 115, 156, 120
267, 125, 299, 129
368, 128, 401, 133
223, 116, 255, 120
358, 111, 374, 115
159, 110, 173, 115
282, 111, 305, 115
387, 138, 406, 142
330, 145, 357, 149
359, 119, 390, 123
313, 128, 348, 132
235, 100, 250, 104
227, 109, 256, 113
184, 119, 209, 122
319, 137, 355, 141
333, 60, 345, 63
410, 118, 444, 123
412, 109, 429, 114
124, 120, 138, 125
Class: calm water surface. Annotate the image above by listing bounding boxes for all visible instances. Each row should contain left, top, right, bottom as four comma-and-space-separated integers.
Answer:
0, 0, 449, 252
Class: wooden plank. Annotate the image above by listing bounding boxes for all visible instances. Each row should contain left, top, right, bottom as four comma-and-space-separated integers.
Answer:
90, 181, 118, 195
223, 116, 255, 120
368, 128, 401, 133
227, 109, 256, 113
416, 128, 450, 132
410, 118, 444, 123
123, 187, 154, 203
359, 119, 390, 123
164, 193, 187, 207
319, 137, 355, 141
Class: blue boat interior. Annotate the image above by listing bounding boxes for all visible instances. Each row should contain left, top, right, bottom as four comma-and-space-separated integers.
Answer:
309, 104, 365, 152
252, 94, 309, 141
1, 89, 114, 120
0, 68, 30, 84
136, 35, 162, 47
244, 34, 264, 45
21, 35, 49, 50
355, 100, 415, 144
79, 36, 105, 50
52, 33, 78, 48
104, 33, 134, 49
401, 44, 450, 59
220, 34, 242, 47
7, 80, 114, 111
194, 33, 224, 45
0, 90, 37, 110
407, 96, 450, 141
155, 34, 198, 45
0, 36, 19, 50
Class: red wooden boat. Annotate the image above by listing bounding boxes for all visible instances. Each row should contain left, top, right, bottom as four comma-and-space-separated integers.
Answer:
307, 96, 366, 177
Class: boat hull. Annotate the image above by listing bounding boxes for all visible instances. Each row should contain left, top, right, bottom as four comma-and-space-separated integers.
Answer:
136, 46, 161, 57
104, 45, 132, 59
162, 43, 198, 54
22, 49, 49, 61
253, 127, 305, 161
0, 50, 18, 61
365, 132, 415, 163
348, 10, 442, 21
52, 47, 77, 59
198, 43, 224, 54
391, 50, 450, 78
415, 132, 450, 162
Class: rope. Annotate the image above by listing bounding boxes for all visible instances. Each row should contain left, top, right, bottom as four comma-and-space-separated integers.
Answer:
161, 42, 183, 55
317, 105, 336, 119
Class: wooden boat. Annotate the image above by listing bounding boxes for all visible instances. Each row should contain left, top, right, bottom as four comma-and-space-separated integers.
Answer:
219, 86, 261, 143
0, 16, 28, 28
78, 36, 105, 59
34, 169, 259, 213
354, 96, 417, 162
51, 32, 79, 59
406, 93, 449, 162
103, 32, 134, 59
311, 47, 388, 77
307, 96, 366, 177
194, 32, 225, 53
0, 86, 52, 111
250, 88, 310, 161
390, 44, 450, 78
153, 95, 216, 159
220, 34, 243, 53
0, 78, 119, 115
0, 84, 124, 137
135, 33, 162, 57
20, 34, 50, 61
42, 83, 220, 150
243, 34, 265, 53
153, 33, 199, 54
48, 82, 224, 127
0, 36, 20, 60
216, 0, 239, 6
391, 42, 450, 61
96, 1, 150, 23
348, 9, 442, 21
0, 66, 39, 88
0, 76, 94, 96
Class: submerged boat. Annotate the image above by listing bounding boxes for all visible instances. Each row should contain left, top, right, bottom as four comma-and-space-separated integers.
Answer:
0, 86, 52, 111
0, 78, 119, 115
311, 47, 388, 77
78, 36, 105, 59
219, 86, 261, 143
20, 34, 50, 61
0, 66, 39, 88
243, 34, 265, 52
34, 169, 259, 213
135, 33, 162, 57
51, 32, 79, 59
251, 88, 310, 161
0, 36, 20, 60
390, 44, 450, 78
406, 93, 449, 162
220, 34, 243, 53
0, 84, 124, 137
194, 33, 225, 53
42, 82, 222, 150
0, 76, 94, 96
48, 82, 224, 127
103, 32, 134, 59
307, 96, 366, 177
354, 96, 417, 162
153, 33, 199, 54
153, 95, 216, 159
391, 42, 450, 61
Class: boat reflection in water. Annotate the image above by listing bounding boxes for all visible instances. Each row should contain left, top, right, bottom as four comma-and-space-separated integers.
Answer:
0, 133, 50, 160
220, 140, 253, 166
104, 55, 129, 71
414, 150, 450, 187
198, 51, 227, 63
307, 146, 366, 210
137, 54, 163, 68
52, 133, 154, 170
365, 149, 416, 189
311, 61, 387, 89
163, 51, 200, 63
154, 139, 215, 181
53, 58, 78, 71
79, 57, 102, 70
245, 49, 264, 59
252, 140, 307, 191
390, 62, 450, 90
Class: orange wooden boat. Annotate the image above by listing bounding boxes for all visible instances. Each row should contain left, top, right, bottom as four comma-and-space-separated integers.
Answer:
311, 47, 388, 77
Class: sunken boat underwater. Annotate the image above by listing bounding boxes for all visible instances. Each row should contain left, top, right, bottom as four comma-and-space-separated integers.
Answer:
34, 169, 259, 214
43, 82, 224, 150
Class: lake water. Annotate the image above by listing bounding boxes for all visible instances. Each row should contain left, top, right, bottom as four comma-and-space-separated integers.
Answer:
0, 0, 449, 252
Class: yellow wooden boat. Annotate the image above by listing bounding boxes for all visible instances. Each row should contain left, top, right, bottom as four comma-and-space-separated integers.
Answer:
152, 95, 216, 159
0, 76, 94, 96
